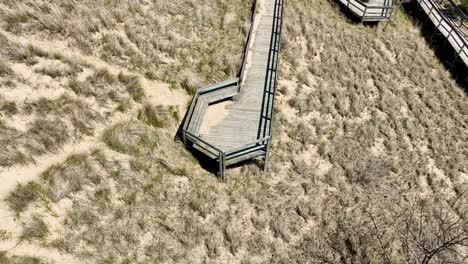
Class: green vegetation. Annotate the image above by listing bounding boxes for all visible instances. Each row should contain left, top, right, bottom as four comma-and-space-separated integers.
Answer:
137, 103, 169, 128
6, 182, 42, 216
19, 214, 49, 242
462, 0, 468, 13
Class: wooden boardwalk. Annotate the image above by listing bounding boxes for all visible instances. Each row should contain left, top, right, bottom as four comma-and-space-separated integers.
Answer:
416, 0, 468, 66
180, 0, 283, 177
337, 0, 394, 21
200, 0, 276, 151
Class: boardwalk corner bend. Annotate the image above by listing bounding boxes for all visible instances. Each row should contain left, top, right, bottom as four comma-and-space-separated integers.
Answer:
337, 0, 395, 22
178, 0, 283, 178
178, 0, 284, 179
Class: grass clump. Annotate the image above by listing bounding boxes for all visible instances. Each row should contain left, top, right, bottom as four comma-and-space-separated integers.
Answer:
0, 61, 14, 77
0, 101, 18, 116
19, 214, 48, 243
0, 118, 69, 167
102, 120, 158, 155
23, 95, 99, 136
118, 72, 144, 102
5, 182, 43, 216
68, 77, 93, 97
34, 62, 73, 79
41, 153, 100, 202
0, 251, 48, 264
27, 118, 69, 155
180, 79, 196, 96
137, 103, 169, 128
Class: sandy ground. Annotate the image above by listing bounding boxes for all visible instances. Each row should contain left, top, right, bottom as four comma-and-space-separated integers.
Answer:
0, 140, 96, 263
199, 100, 234, 135
0, 29, 188, 262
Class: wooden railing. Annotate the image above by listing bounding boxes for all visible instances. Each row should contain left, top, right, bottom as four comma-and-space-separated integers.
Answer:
181, 77, 272, 179
181, 78, 240, 146
257, 0, 284, 171
239, 0, 259, 86
183, 129, 270, 179
441, 0, 468, 33
343, 0, 394, 21
418, 0, 468, 64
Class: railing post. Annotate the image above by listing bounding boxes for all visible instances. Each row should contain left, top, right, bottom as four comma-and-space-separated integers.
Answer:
263, 138, 272, 173
222, 153, 226, 180
363, 6, 367, 22
219, 152, 224, 179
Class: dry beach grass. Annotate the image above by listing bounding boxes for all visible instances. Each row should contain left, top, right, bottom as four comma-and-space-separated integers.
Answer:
0, 0, 467, 263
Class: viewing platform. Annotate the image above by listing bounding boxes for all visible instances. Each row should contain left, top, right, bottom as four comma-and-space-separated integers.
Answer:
179, 0, 283, 178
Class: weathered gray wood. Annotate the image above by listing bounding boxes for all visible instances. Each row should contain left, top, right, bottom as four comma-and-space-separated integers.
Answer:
198, 0, 278, 152
417, 0, 468, 66
187, 98, 208, 135
181, 0, 284, 177
204, 85, 238, 104
337, 0, 394, 21
225, 150, 266, 166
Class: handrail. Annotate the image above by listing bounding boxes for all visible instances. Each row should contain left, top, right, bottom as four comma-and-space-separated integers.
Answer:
182, 91, 200, 144
197, 78, 239, 94
182, 79, 239, 142
225, 136, 270, 156
239, 0, 258, 85
445, 0, 468, 21
343, 0, 394, 20
182, 78, 239, 145
418, 0, 468, 61
258, 0, 283, 140
185, 130, 224, 153
346, 0, 394, 12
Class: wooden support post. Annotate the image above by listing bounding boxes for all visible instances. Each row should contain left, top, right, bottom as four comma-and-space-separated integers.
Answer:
263, 139, 272, 173
219, 152, 224, 179
222, 154, 226, 180
363, 6, 367, 22
182, 131, 187, 145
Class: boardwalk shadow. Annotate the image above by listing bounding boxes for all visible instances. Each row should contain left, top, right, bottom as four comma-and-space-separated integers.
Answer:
402, 1, 468, 91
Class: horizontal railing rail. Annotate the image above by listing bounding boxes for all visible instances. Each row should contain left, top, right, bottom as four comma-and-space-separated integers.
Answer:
197, 78, 239, 94
225, 136, 270, 156
185, 130, 223, 154
440, 0, 468, 34
418, 0, 468, 63
342, 0, 394, 20
182, 78, 239, 144
239, 0, 258, 85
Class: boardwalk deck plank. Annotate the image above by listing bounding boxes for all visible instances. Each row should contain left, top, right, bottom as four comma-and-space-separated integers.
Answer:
198, 0, 278, 151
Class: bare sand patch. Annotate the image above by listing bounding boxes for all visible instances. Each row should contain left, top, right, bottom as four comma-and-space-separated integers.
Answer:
199, 100, 234, 135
